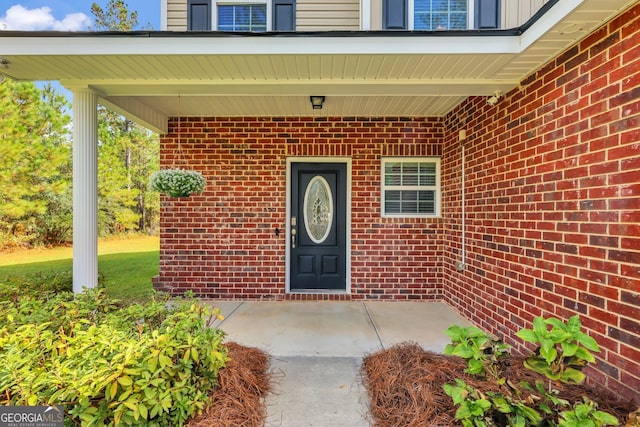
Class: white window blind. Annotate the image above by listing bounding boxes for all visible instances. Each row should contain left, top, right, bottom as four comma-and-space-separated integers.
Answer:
382, 158, 441, 217
218, 4, 267, 31
414, 0, 468, 30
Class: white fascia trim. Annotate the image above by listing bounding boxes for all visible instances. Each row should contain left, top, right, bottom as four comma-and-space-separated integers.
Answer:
0, 34, 521, 56
519, 0, 584, 51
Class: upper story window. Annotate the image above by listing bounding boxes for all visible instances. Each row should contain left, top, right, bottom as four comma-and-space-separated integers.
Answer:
414, 0, 467, 30
381, 157, 441, 217
383, 0, 498, 30
188, 0, 295, 31
218, 4, 267, 31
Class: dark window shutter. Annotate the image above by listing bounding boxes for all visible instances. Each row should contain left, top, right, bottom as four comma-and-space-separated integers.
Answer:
188, 0, 211, 31
273, 0, 295, 31
475, 0, 499, 29
383, 0, 407, 30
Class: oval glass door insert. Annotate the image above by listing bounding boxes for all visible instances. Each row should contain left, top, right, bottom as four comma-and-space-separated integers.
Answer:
303, 175, 333, 244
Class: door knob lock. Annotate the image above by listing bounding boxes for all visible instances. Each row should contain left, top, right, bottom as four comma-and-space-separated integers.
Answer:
291, 217, 297, 248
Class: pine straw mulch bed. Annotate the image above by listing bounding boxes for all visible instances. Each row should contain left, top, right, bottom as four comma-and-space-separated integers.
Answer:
362, 342, 638, 427
188, 342, 272, 427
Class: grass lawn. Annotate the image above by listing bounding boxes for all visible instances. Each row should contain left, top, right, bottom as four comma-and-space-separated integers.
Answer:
0, 235, 159, 300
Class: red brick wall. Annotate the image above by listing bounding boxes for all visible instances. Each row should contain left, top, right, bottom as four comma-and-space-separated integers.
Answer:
154, 4, 639, 401
442, 4, 640, 401
153, 117, 445, 300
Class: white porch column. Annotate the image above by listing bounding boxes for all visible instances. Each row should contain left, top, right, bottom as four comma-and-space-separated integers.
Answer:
72, 88, 98, 293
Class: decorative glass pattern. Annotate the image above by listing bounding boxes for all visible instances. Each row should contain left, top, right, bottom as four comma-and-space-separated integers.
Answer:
414, 0, 467, 30
218, 4, 267, 32
303, 176, 333, 244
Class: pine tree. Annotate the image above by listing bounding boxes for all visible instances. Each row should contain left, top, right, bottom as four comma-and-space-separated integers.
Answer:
90, 0, 160, 235
0, 79, 71, 246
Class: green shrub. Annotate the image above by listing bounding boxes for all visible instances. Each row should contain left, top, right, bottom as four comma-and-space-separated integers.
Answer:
444, 325, 510, 379
0, 287, 227, 426
517, 316, 600, 384
443, 317, 619, 427
0, 270, 75, 298
560, 398, 619, 427
443, 378, 494, 427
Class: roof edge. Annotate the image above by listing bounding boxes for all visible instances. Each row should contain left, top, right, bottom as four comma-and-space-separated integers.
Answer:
0, 28, 522, 38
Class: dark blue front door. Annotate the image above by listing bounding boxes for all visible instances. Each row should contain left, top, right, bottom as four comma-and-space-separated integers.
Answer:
290, 162, 347, 291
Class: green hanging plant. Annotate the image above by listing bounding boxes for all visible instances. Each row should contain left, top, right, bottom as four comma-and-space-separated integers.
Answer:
149, 168, 206, 198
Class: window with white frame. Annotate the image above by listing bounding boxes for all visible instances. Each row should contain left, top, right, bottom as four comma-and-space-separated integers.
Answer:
414, 0, 467, 30
382, 0, 499, 31
217, 3, 267, 31
381, 157, 441, 217
188, 0, 271, 31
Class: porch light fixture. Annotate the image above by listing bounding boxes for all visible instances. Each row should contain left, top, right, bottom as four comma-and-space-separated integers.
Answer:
310, 96, 325, 110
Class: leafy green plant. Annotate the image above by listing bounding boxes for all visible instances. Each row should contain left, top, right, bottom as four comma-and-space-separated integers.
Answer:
559, 398, 619, 427
516, 316, 600, 384
444, 379, 493, 427
443, 316, 619, 427
0, 271, 73, 298
490, 392, 542, 427
444, 325, 510, 379
444, 378, 544, 427
0, 287, 227, 426
521, 380, 569, 419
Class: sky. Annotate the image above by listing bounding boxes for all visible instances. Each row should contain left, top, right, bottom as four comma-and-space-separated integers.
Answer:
0, 0, 160, 31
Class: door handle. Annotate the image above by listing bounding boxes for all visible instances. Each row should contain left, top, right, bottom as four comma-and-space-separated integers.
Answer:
291, 217, 297, 249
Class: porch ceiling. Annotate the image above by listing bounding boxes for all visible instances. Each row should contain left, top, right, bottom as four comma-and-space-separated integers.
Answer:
0, 0, 635, 134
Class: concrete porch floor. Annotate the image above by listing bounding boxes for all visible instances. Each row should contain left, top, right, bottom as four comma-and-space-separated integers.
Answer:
207, 301, 471, 426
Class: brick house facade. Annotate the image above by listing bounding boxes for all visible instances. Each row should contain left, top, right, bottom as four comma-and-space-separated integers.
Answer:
153, 4, 640, 400
153, 116, 445, 300
439, 4, 640, 398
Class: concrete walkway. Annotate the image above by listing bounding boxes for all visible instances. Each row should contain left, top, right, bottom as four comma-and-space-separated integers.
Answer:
208, 301, 471, 427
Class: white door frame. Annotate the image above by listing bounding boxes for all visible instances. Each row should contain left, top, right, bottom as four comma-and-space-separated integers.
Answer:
285, 157, 352, 293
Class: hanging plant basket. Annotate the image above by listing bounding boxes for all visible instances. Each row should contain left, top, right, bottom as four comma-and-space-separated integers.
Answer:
149, 168, 206, 198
